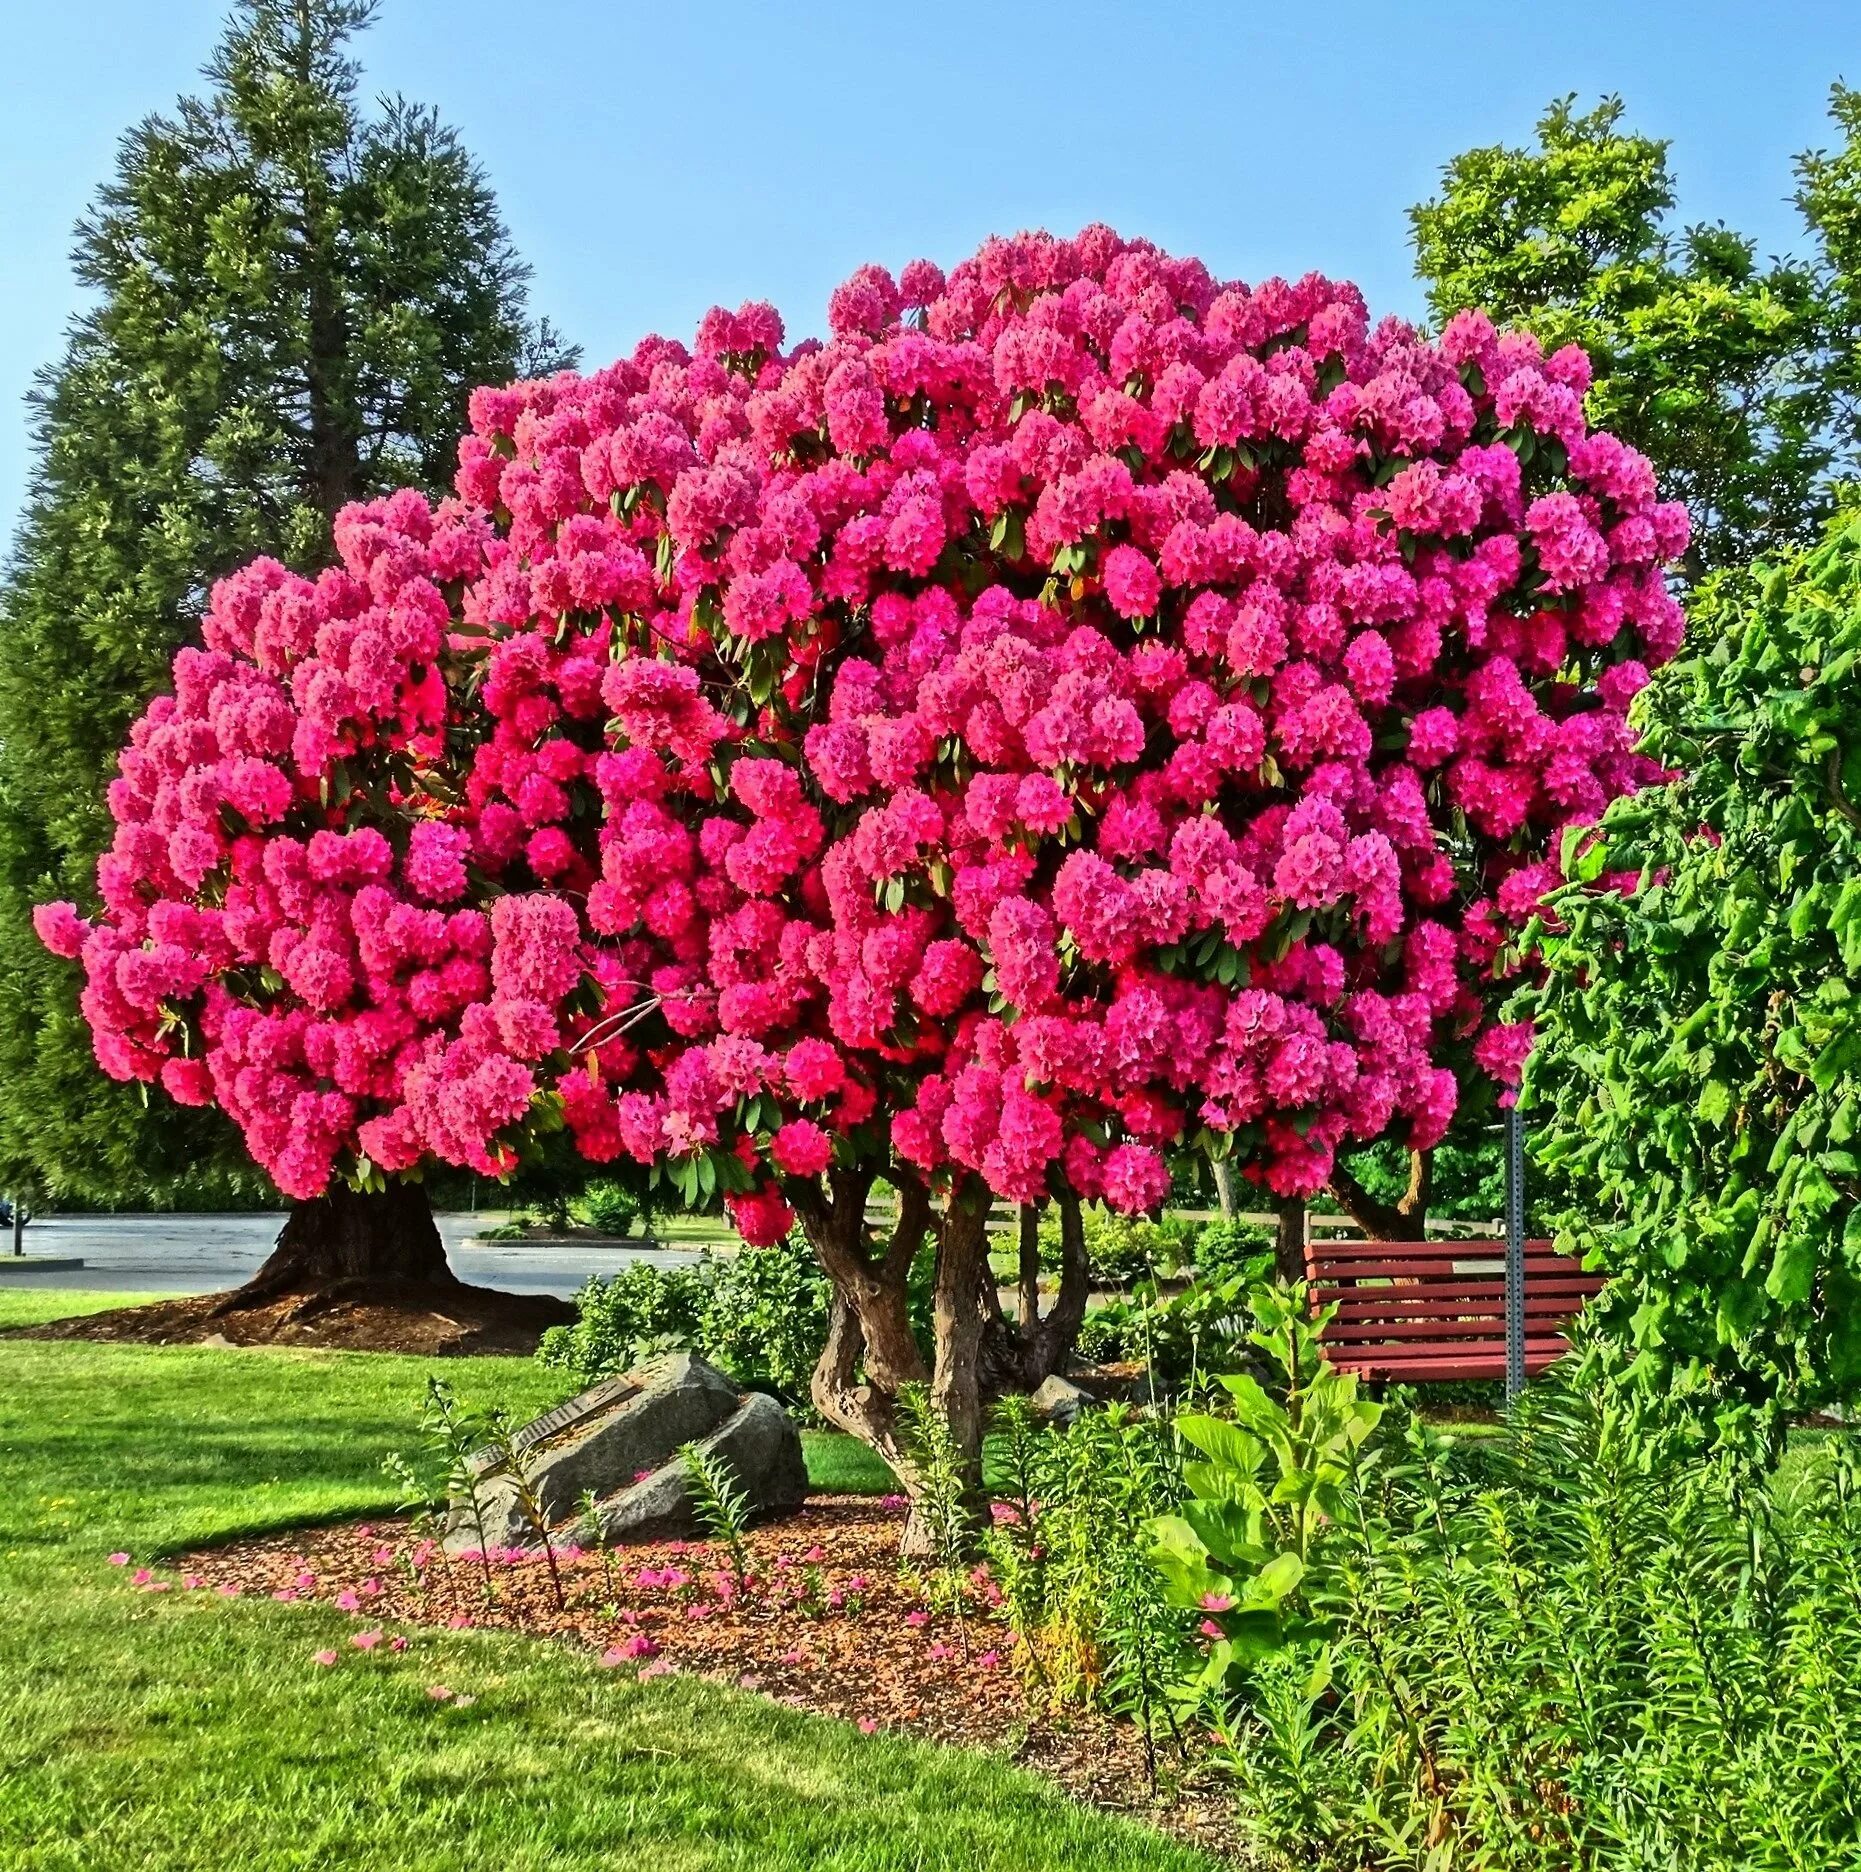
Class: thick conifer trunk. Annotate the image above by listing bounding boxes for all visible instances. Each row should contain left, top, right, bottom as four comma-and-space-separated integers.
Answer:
236, 1181, 452, 1303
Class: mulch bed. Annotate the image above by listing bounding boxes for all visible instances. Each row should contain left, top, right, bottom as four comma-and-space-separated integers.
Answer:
153, 1496, 1241, 1861
15, 1280, 573, 1355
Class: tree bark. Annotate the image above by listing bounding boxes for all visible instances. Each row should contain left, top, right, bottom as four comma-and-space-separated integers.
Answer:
793, 1168, 926, 1485
233, 1181, 452, 1306
1211, 1157, 1238, 1218
980, 1187, 1091, 1392
793, 1167, 1012, 1551
1274, 1196, 1308, 1283
1326, 1149, 1432, 1240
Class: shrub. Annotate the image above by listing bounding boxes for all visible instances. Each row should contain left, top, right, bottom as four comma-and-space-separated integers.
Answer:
1071, 1283, 1861, 1869
537, 1238, 828, 1412
1527, 505, 1861, 1453
1205, 1400, 1861, 1870
574, 1179, 646, 1237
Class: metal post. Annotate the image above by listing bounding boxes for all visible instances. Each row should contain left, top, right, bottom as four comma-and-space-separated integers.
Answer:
10, 1196, 24, 1257
1504, 1110, 1526, 1402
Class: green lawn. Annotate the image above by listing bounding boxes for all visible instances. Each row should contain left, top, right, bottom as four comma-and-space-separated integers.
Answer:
0, 1290, 1210, 1871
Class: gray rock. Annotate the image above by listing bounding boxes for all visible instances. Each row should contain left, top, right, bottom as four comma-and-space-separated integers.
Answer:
1030, 1373, 1095, 1428
579, 1391, 810, 1544
443, 1351, 805, 1553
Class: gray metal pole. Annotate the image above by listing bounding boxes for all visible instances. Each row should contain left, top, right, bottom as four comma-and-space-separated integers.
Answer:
10, 1197, 23, 1257
1505, 1110, 1526, 1402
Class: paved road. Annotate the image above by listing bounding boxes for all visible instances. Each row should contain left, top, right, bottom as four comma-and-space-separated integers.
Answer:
0, 1212, 703, 1299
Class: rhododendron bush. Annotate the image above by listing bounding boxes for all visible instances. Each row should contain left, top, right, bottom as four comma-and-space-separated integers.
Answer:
37, 225, 1687, 1491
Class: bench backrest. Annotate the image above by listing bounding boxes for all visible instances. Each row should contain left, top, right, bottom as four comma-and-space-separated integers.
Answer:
1303, 1236, 1605, 1356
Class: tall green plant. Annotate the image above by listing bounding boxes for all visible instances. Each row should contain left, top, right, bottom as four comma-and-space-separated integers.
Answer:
1148, 1286, 1380, 1686
1209, 1393, 1861, 1871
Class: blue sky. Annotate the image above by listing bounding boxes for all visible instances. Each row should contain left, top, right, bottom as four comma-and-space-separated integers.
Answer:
1, 1, 1853, 539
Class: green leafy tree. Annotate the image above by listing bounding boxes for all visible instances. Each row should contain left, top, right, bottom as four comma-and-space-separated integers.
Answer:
1522, 504, 1861, 1456
1412, 94, 1831, 576
1797, 82, 1861, 479
0, 0, 570, 1222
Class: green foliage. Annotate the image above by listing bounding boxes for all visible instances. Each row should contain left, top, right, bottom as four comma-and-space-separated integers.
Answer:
1209, 1393, 1861, 1872
1074, 1269, 1260, 1385
1148, 1287, 1380, 1685
677, 1441, 754, 1587
1525, 504, 1861, 1453
1798, 83, 1861, 489
537, 1239, 831, 1412
1413, 94, 1837, 575
0, 0, 569, 1205
984, 1399, 1191, 1779
576, 1179, 646, 1237
897, 1383, 974, 1604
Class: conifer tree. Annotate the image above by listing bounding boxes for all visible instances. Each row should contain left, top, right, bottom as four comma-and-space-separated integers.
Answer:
0, 0, 569, 1265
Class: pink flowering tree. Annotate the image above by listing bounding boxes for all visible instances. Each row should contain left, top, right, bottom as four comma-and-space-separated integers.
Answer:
40, 226, 1686, 1502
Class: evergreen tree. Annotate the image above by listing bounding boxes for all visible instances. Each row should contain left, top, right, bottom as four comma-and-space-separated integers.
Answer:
0, 0, 571, 1214
1411, 95, 1831, 577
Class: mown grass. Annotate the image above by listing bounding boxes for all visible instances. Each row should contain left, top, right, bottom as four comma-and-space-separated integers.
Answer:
0, 1290, 1213, 1872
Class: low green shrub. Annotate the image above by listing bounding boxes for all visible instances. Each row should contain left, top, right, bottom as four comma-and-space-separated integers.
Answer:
1074, 1265, 1267, 1383
536, 1239, 828, 1412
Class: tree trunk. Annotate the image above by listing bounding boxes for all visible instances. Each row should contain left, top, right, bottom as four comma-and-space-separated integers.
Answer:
793, 1168, 927, 1486
1212, 1157, 1238, 1219
928, 1183, 993, 1496
979, 1187, 1091, 1392
1327, 1149, 1433, 1241
793, 1167, 1008, 1553
236, 1181, 452, 1304
1274, 1196, 1307, 1283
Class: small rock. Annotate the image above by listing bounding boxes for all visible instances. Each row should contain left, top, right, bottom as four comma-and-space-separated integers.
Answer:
1030, 1374, 1094, 1428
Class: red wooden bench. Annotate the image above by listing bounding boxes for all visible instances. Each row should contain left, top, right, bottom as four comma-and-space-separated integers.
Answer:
1303, 1236, 1604, 1383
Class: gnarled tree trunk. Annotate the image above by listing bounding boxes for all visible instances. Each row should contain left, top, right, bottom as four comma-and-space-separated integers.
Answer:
1326, 1148, 1432, 1241
792, 1166, 1061, 1552
979, 1187, 1091, 1393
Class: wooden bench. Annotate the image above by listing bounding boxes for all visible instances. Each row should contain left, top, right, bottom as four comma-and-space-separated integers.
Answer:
1303, 1236, 1603, 1383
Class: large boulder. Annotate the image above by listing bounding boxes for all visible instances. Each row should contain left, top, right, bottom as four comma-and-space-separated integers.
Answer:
442, 1351, 805, 1553
576, 1390, 810, 1544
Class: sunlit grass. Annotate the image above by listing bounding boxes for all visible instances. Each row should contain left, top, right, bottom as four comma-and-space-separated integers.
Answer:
0, 1293, 1212, 1871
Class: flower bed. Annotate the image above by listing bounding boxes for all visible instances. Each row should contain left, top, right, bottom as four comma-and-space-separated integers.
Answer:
149, 1499, 1241, 1859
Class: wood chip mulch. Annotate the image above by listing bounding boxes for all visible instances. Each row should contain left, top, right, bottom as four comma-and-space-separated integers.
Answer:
165, 1497, 1245, 1862
17, 1279, 573, 1354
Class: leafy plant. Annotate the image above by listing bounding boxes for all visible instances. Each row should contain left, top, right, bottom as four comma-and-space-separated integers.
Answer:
1525, 504, 1861, 1455
897, 1383, 973, 1612
537, 1242, 830, 1413
1148, 1285, 1380, 1685
677, 1441, 753, 1588
390, 1377, 503, 1603
1208, 1396, 1861, 1871
1075, 1268, 1258, 1387
490, 1427, 564, 1609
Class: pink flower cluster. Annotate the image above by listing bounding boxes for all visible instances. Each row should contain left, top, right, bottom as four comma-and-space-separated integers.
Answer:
39, 227, 1686, 1222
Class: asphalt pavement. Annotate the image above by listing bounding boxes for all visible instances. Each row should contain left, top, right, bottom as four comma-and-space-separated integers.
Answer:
0, 1212, 702, 1298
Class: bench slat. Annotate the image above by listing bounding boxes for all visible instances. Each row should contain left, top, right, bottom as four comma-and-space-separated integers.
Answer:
1308, 1237, 1561, 1259
1312, 1279, 1604, 1308
1305, 1236, 1596, 1384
